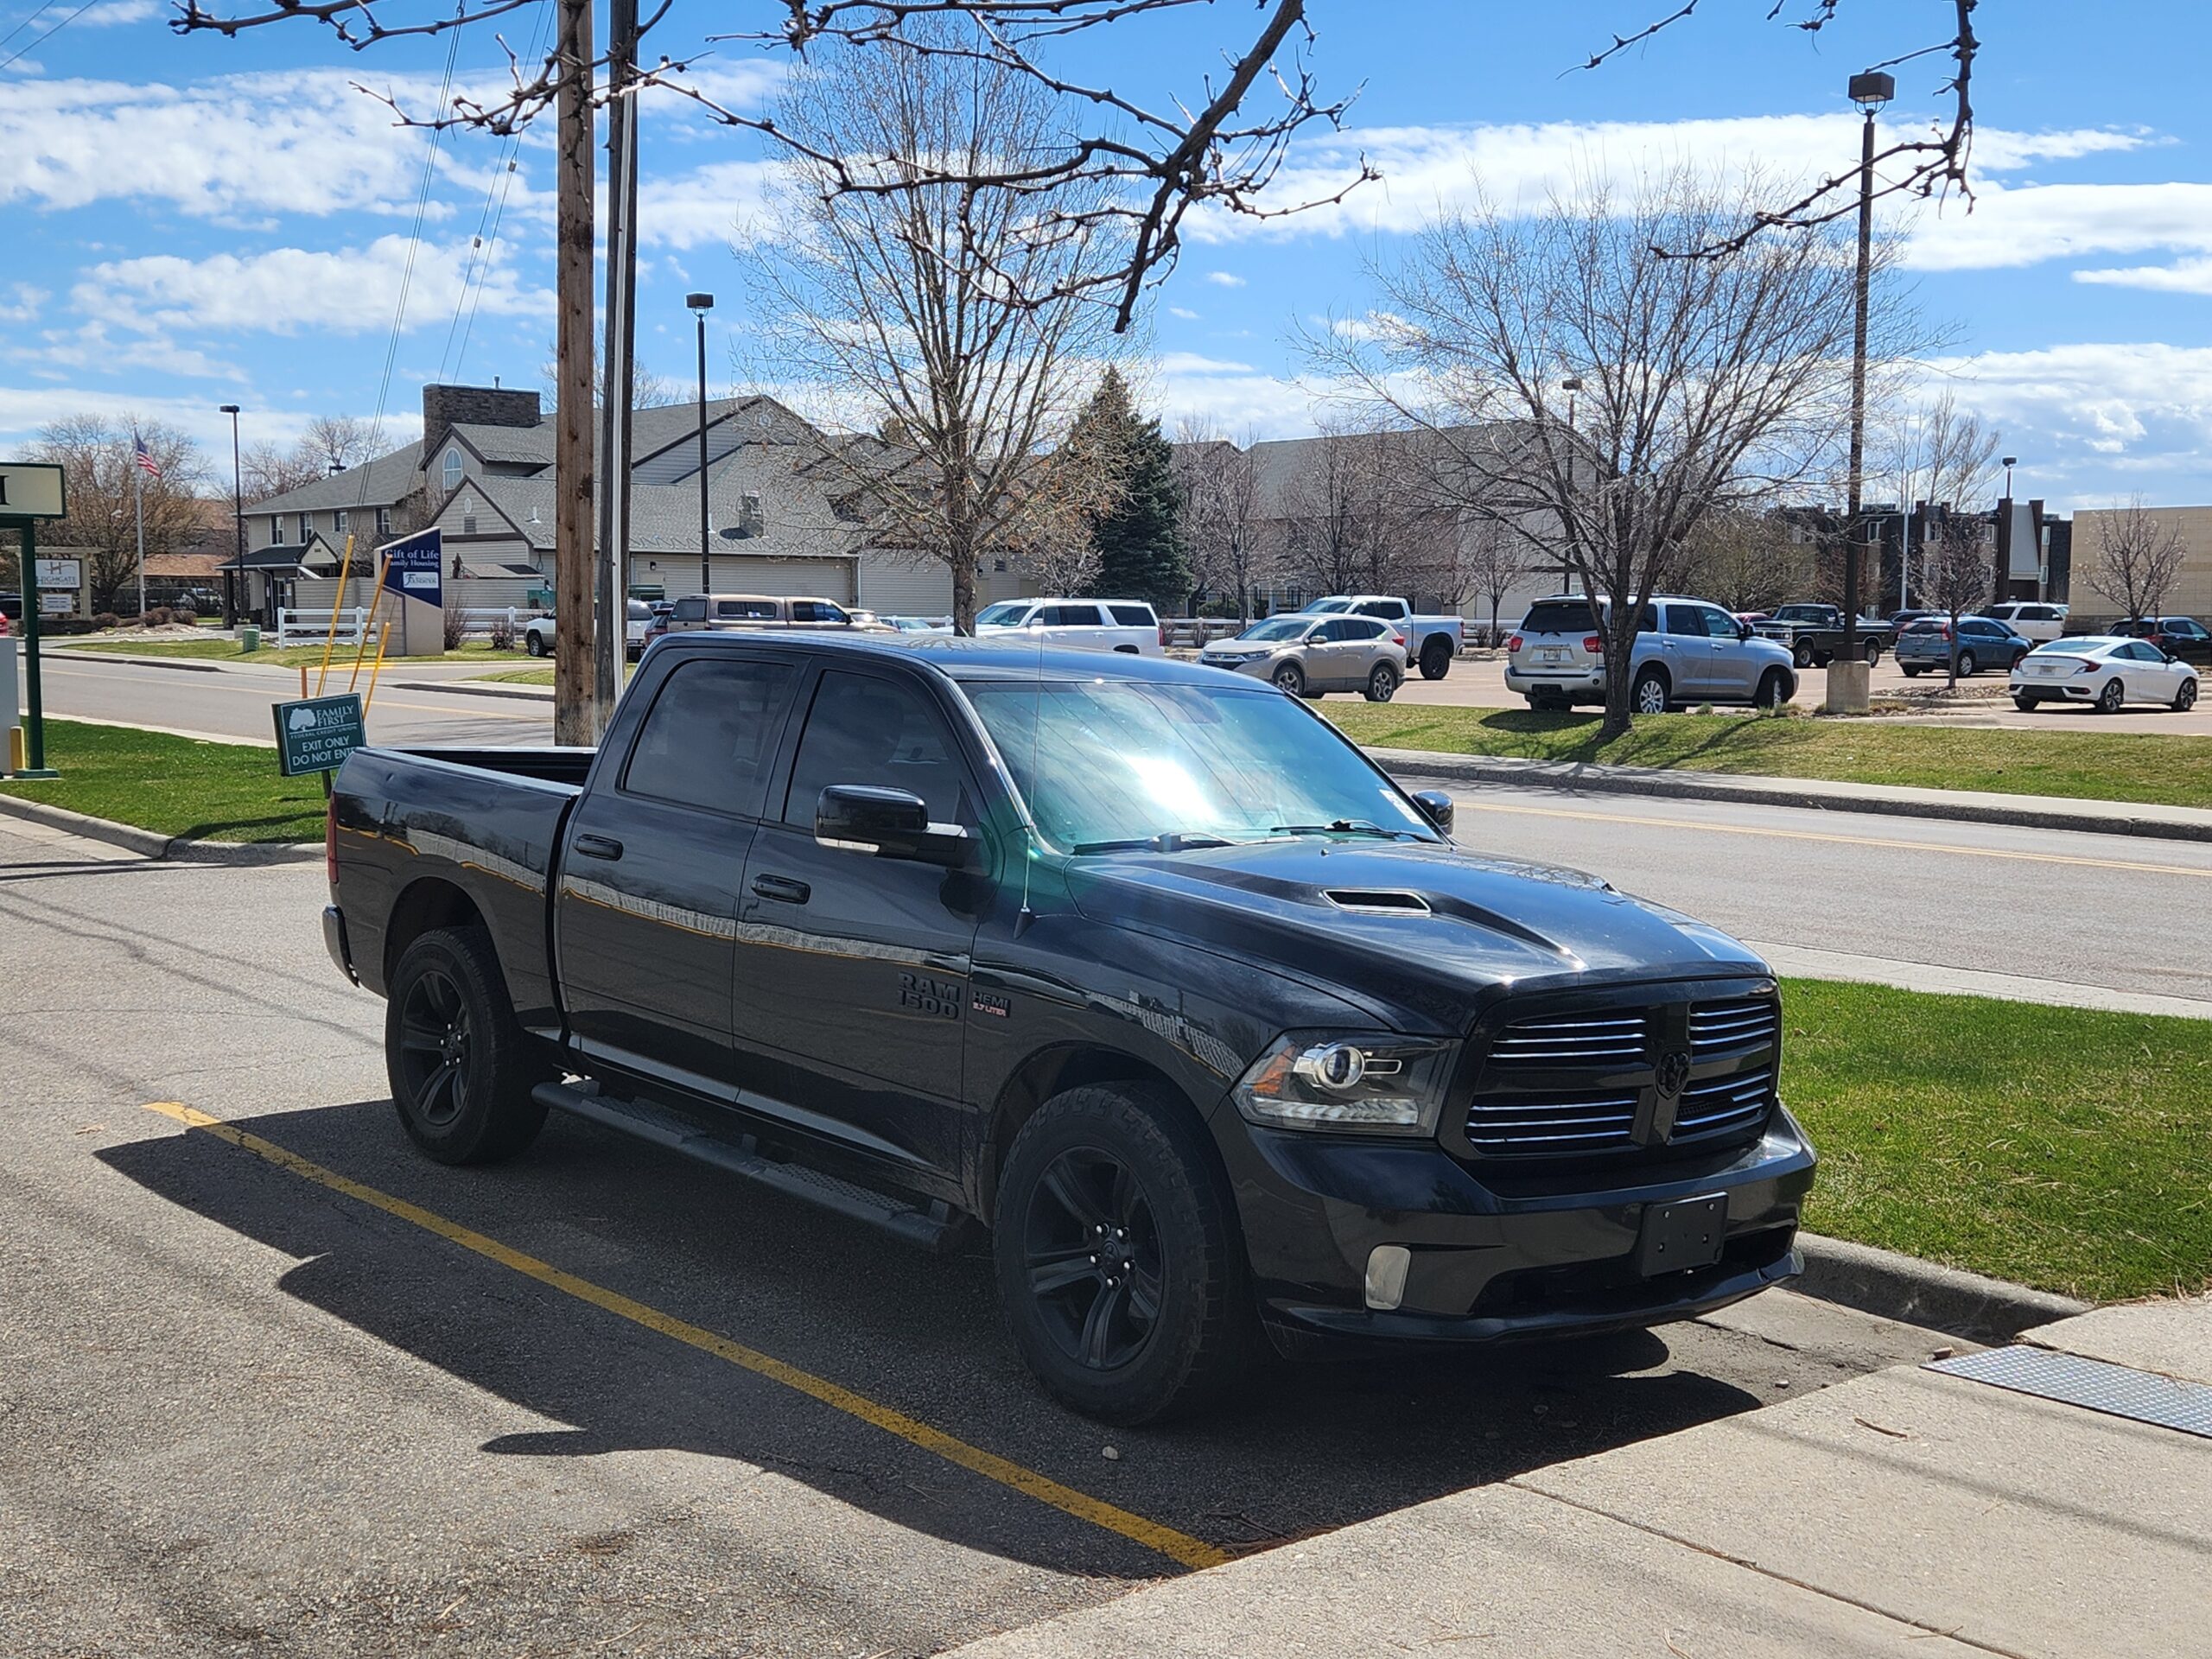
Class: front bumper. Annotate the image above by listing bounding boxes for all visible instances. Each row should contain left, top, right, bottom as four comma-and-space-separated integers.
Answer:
322, 904, 358, 985
1217, 1108, 1815, 1347
1198, 653, 1275, 678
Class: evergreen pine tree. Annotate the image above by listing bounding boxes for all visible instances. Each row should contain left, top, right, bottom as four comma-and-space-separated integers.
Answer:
1071, 367, 1189, 609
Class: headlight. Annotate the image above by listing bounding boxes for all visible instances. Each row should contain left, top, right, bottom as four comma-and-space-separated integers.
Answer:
1232, 1033, 1459, 1136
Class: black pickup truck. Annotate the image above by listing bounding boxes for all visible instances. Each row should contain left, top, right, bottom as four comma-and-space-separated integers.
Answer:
1752, 603, 1894, 669
321, 633, 1814, 1422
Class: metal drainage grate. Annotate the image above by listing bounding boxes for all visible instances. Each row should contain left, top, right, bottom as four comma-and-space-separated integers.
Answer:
1926, 1345, 2212, 1440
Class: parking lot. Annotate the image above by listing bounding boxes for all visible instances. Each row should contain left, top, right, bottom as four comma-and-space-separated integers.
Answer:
0, 820, 1950, 1656
1390, 650, 2212, 734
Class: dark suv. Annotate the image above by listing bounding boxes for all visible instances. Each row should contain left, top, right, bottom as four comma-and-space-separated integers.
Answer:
325, 636, 1815, 1422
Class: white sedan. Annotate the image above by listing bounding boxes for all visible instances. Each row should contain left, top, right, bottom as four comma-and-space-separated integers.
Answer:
2011, 636, 2200, 713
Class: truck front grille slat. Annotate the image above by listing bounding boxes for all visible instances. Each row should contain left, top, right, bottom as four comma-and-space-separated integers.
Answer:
1490, 1011, 1649, 1067
1466, 1091, 1638, 1153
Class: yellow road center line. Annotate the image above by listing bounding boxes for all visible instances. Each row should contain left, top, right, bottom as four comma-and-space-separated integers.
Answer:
139, 1101, 1227, 1572
1451, 798, 2212, 880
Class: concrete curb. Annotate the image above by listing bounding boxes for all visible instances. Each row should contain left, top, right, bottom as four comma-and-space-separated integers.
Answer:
0, 792, 321, 865
392, 677, 553, 703
42, 647, 236, 673
1793, 1230, 2090, 1344
1372, 748, 2212, 845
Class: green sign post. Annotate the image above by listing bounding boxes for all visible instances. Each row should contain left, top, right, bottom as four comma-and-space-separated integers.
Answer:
1, 460, 68, 779
271, 692, 366, 778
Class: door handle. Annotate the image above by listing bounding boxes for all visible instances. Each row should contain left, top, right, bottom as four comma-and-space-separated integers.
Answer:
574, 834, 624, 861
751, 874, 811, 905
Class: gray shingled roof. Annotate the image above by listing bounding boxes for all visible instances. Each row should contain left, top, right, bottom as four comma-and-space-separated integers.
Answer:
248, 441, 424, 516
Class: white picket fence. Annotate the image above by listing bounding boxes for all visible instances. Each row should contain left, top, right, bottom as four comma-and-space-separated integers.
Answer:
276, 606, 549, 648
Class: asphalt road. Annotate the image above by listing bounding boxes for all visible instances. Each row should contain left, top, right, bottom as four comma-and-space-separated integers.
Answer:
37, 652, 552, 748
1423, 779, 2212, 1007
0, 818, 1947, 1657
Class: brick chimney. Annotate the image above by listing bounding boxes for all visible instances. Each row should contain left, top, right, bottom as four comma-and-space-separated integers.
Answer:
421, 383, 542, 474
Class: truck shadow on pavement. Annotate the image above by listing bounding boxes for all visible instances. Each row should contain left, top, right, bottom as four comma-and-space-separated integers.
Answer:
101, 1100, 1767, 1578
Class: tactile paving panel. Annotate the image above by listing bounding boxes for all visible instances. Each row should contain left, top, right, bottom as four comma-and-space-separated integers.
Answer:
1927, 1344, 2212, 1440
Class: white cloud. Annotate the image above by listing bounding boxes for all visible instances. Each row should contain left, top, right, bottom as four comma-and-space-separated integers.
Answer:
18, 320, 243, 380
77, 0, 162, 25
1168, 306, 1199, 321
636, 160, 783, 251
1204, 271, 1247, 288
0, 385, 338, 454
1904, 181, 2212, 272
1155, 351, 1254, 375
75, 238, 549, 335
0, 283, 45, 322
2074, 257, 2212, 296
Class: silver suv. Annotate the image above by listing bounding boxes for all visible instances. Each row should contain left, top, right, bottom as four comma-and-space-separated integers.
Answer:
1506, 594, 1798, 713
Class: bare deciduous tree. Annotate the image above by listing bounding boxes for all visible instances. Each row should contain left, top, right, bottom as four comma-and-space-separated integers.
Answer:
1921, 513, 1995, 688
1311, 168, 1916, 734
743, 25, 1132, 631
240, 441, 327, 504
1679, 505, 1815, 616
1278, 420, 1445, 601
29, 416, 213, 613
1172, 421, 1269, 620
1872, 389, 2000, 610
1451, 518, 1548, 647
2087, 498, 2187, 625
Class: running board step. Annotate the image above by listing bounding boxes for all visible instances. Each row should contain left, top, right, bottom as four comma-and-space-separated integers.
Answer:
532, 1079, 972, 1255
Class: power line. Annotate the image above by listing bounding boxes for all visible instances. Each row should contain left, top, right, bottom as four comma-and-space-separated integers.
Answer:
0, 0, 98, 73
0, 0, 60, 57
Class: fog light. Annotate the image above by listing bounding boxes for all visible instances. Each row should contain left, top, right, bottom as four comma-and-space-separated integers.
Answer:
1364, 1244, 1412, 1312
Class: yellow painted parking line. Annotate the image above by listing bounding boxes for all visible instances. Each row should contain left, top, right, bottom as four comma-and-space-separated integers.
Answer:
1451, 798, 2212, 880
139, 1101, 1227, 1572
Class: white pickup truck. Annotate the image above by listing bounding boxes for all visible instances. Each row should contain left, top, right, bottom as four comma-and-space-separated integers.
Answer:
1301, 595, 1464, 679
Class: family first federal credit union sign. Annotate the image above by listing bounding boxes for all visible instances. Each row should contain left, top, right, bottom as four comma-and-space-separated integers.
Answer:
271, 693, 366, 777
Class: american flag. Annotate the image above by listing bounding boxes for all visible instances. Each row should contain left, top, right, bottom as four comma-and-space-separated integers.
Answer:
133, 435, 161, 481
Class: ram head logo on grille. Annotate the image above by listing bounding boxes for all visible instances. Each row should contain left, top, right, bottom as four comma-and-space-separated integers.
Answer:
1656, 1049, 1692, 1098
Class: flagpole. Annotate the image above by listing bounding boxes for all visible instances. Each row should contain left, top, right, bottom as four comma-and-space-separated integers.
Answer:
134, 457, 146, 620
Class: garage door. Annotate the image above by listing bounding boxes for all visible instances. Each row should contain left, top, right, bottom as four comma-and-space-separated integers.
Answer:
856, 558, 952, 615
708, 557, 856, 602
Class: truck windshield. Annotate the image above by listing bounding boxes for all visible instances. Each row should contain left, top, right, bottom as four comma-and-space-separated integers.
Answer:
976, 601, 1036, 627
965, 680, 1436, 852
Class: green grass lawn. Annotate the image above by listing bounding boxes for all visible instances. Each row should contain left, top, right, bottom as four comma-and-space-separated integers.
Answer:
1781, 979, 2212, 1301
0, 720, 326, 842
474, 665, 555, 686
58, 637, 528, 671
1329, 704, 2212, 811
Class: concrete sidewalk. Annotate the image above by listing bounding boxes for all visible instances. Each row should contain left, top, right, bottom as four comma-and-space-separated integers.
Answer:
1376, 747, 2212, 845
950, 1294, 2212, 1658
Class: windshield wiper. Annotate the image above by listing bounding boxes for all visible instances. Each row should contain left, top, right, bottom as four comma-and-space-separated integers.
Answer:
1267, 820, 1421, 841
1071, 832, 1240, 855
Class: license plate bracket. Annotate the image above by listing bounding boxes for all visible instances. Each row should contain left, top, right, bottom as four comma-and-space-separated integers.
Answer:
1637, 1193, 1728, 1276
1540, 647, 1566, 664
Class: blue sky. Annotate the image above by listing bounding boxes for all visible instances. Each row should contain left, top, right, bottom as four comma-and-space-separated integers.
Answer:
3, 0, 2209, 509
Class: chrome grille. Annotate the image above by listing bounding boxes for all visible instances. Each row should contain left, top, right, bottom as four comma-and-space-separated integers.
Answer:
1488, 1011, 1649, 1067
1465, 1092, 1639, 1154
1689, 999, 1779, 1058
1672, 1066, 1774, 1139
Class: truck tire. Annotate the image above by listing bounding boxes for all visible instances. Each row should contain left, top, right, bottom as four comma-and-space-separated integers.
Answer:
1631, 667, 1670, 715
1793, 641, 1815, 669
385, 925, 550, 1166
524, 630, 547, 658
994, 1084, 1251, 1425
1364, 662, 1401, 702
1865, 642, 1885, 665
1419, 638, 1452, 680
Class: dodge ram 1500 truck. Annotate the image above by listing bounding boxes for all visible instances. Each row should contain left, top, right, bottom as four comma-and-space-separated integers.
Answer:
321, 633, 1814, 1422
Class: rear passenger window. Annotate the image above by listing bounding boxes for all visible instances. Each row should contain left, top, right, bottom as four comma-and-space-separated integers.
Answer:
1107, 604, 1155, 626
1663, 605, 1713, 637
1045, 604, 1103, 626
1521, 601, 1596, 634
716, 597, 779, 620
783, 671, 971, 827
789, 601, 848, 624
622, 658, 798, 818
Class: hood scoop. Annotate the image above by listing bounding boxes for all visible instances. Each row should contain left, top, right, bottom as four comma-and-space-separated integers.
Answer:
1323, 888, 1433, 916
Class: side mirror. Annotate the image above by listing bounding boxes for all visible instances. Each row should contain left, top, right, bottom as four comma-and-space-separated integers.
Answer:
1738, 621, 1754, 641
1411, 789, 1455, 835
817, 785, 974, 868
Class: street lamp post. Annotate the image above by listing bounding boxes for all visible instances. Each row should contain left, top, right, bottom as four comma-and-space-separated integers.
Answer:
688, 293, 714, 595
219, 404, 243, 628
1831, 69, 1892, 715
2002, 455, 2017, 501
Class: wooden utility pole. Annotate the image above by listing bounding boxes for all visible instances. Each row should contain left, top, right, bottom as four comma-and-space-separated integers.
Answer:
594, 0, 639, 728
553, 0, 597, 744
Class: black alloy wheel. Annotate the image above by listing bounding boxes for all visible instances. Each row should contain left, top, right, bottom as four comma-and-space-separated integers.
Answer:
396, 965, 474, 1128
1419, 639, 1452, 680
1023, 1147, 1164, 1374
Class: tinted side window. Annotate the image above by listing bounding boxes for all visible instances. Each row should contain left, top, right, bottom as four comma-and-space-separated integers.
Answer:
718, 597, 779, 620
674, 597, 705, 621
1354, 600, 1400, 618
1664, 604, 1712, 637
783, 671, 971, 827
1521, 601, 1596, 634
1107, 604, 1155, 626
622, 658, 798, 818
789, 600, 848, 624
1045, 603, 1103, 626
1352, 618, 1391, 639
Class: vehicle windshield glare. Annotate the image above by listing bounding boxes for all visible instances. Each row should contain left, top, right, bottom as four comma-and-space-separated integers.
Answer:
1240, 617, 1313, 642
1304, 598, 1355, 613
965, 679, 1436, 852
976, 601, 1035, 627
2031, 639, 2101, 655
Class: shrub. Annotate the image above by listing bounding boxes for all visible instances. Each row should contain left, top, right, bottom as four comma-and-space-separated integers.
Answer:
442, 607, 467, 651
169, 597, 199, 621
487, 613, 516, 652
92, 612, 122, 630
141, 607, 173, 628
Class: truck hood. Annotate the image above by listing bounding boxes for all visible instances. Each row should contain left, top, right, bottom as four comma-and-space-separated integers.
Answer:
1065, 837, 1768, 1034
